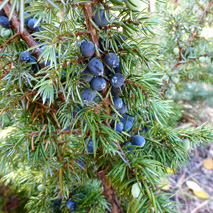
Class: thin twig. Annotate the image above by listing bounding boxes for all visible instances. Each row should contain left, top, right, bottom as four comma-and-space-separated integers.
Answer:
0, 91, 37, 116
0, 60, 13, 70
171, 53, 209, 72
89, 97, 110, 114
93, 0, 109, 9
62, 57, 87, 66
125, 79, 147, 94
0, 32, 21, 50
34, 101, 57, 112
116, 141, 129, 165
25, 128, 81, 139
57, 31, 89, 40
191, 200, 210, 213
118, 48, 138, 53
31, 136, 34, 150
31, 103, 38, 120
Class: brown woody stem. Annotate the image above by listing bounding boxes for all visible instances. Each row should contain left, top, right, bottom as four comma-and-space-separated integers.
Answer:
0, 91, 37, 116
82, 3, 99, 49
0, 60, 13, 70
2, 2, 43, 66
98, 171, 123, 213
0, 32, 21, 50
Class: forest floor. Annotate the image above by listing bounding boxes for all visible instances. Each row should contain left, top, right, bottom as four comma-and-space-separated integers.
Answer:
166, 85, 213, 213
169, 144, 213, 213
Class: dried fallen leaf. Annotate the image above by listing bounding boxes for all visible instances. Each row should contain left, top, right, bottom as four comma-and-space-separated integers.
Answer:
193, 190, 208, 199
159, 178, 171, 191
186, 180, 202, 192
203, 158, 213, 170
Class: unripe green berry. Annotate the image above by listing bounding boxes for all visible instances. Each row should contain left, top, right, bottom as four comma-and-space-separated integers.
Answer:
199, 56, 206, 63
131, 182, 142, 198
182, 138, 191, 151
1, 28, 11, 38
173, 47, 179, 56
205, 56, 210, 64
164, 88, 176, 99
170, 88, 176, 96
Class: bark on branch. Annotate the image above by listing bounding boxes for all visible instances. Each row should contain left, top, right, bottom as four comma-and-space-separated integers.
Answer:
82, 3, 99, 49
2, 2, 41, 61
98, 172, 123, 213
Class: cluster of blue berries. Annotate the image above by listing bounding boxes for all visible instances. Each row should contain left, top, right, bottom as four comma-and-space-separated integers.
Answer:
1, 10, 44, 70
52, 158, 87, 211
80, 8, 125, 106
19, 50, 39, 72
0, 10, 40, 71
19, 50, 36, 63
17, 13, 44, 71
113, 114, 133, 133
53, 197, 76, 211
0, 9, 11, 38
3, 4, 149, 210
24, 12, 40, 31
125, 134, 146, 153
80, 8, 148, 155
80, 41, 126, 105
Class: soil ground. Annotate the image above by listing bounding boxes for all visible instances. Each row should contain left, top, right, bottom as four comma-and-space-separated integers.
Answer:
167, 97, 213, 213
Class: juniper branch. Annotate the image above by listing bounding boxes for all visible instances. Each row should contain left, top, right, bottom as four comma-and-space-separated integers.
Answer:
0, 91, 37, 116
186, 0, 213, 52
82, 2, 122, 212
2, 2, 44, 66
0, 32, 21, 50
171, 0, 213, 72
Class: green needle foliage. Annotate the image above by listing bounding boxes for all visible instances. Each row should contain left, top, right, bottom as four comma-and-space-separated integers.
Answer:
156, 0, 213, 97
0, 0, 212, 212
